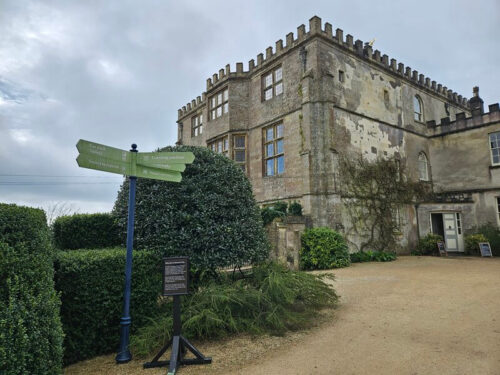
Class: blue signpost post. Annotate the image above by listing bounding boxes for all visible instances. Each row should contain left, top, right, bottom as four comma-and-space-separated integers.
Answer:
76, 140, 194, 364
115, 145, 138, 363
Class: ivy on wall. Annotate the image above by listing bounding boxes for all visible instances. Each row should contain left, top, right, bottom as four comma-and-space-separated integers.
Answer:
338, 155, 428, 252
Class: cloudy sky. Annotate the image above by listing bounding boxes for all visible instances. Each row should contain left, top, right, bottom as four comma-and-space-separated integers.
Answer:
1, 0, 499, 216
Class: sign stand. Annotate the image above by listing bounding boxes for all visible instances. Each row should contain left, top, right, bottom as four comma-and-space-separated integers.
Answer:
437, 241, 447, 257
144, 257, 211, 374
479, 242, 493, 257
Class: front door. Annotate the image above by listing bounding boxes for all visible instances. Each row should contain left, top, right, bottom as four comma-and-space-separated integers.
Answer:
430, 212, 463, 252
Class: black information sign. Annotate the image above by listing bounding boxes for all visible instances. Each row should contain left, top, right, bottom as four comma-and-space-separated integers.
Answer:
162, 257, 189, 296
437, 241, 447, 256
479, 242, 492, 257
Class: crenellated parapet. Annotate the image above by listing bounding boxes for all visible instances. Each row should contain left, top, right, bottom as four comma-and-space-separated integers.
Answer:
178, 15, 470, 120
427, 102, 499, 136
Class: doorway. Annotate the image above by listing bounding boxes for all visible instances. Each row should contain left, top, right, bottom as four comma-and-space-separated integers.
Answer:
430, 212, 464, 252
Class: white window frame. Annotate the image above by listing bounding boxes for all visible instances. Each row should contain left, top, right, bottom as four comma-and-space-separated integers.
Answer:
262, 66, 283, 102
209, 88, 228, 120
414, 95, 423, 122
418, 152, 429, 181
489, 132, 500, 166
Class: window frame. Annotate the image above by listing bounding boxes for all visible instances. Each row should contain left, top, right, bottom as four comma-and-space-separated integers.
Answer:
263, 122, 284, 177
191, 113, 203, 137
489, 132, 500, 166
338, 70, 345, 83
208, 135, 229, 157
232, 134, 247, 172
261, 65, 283, 102
414, 95, 424, 122
418, 152, 429, 181
209, 87, 229, 121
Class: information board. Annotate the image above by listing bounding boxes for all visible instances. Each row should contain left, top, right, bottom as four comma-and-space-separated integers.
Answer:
437, 241, 447, 256
163, 257, 189, 296
479, 242, 492, 257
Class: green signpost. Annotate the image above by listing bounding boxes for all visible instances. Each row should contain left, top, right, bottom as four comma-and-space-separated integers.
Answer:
76, 139, 190, 182
76, 139, 194, 369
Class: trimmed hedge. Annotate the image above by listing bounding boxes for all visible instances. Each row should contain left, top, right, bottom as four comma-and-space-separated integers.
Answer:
300, 227, 351, 270
54, 248, 162, 364
350, 250, 397, 263
0, 203, 63, 375
113, 146, 269, 274
52, 213, 121, 250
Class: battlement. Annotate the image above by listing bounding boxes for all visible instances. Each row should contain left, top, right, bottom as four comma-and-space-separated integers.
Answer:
178, 15, 470, 120
427, 103, 499, 136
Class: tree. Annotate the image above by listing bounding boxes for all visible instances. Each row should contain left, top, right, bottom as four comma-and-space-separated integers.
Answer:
112, 145, 269, 274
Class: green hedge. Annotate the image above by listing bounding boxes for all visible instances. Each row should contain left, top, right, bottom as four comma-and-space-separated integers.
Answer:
465, 233, 488, 255
0, 203, 63, 375
469, 223, 500, 256
54, 248, 161, 364
350, 250, 397, 263
414, 233, 443, 255
300, 227, 351, 270
52, 213, 121, 250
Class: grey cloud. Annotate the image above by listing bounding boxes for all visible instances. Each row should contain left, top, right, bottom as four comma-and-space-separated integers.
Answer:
0, 0, 498, 215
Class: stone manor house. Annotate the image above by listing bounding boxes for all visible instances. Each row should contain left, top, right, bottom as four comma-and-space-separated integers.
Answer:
176, 16, 500, 253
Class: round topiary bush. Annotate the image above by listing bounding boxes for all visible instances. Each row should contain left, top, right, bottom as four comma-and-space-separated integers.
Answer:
299, 227, 350, 270
112, 146, 269, 274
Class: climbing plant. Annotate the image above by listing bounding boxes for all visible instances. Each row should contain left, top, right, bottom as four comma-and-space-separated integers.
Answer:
338, 154, 428, 252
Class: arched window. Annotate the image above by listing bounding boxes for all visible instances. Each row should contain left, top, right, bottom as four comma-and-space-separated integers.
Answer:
414, 95, 423, 122
418, 152, 429, 181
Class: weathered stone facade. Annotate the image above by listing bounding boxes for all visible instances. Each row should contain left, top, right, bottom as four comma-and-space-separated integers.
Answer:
176, 16, 500, 254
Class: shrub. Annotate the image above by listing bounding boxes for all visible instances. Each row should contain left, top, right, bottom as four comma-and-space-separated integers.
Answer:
0, 203, 63, 375
415, 233, 443, 255
273, 201, 288, 215
52, 213, 121, 250
113, 146, 268, 274
287, 201, 303, 216
464, 234, 488, 255
350, 250, 396, 263
261, 206, 286, 226
54, 248, 162, 364
300, 227, 350, 270
470, 223, 500, 256
131, 262, 338, 356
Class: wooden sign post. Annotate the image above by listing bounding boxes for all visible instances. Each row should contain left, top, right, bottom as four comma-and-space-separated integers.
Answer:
144, 257, 211, 374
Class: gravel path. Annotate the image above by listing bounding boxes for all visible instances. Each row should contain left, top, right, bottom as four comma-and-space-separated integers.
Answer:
65, 256, 500, 375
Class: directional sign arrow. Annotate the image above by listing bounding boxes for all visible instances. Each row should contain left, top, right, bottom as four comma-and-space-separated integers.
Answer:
136, 162, 186, 172
77, 139, 131, 163
135, 165, 182, 182
76, 154, 131, 175
137, 152, 195, 165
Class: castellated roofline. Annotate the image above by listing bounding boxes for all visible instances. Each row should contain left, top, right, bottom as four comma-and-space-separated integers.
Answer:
178, 15, 470, 120
427, 102, 499, 136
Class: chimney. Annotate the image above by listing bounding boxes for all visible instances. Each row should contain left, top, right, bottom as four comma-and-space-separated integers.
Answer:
469, 86, 484, 116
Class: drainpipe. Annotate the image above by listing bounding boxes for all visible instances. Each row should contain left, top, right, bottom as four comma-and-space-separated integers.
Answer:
415, 203, 420, 241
